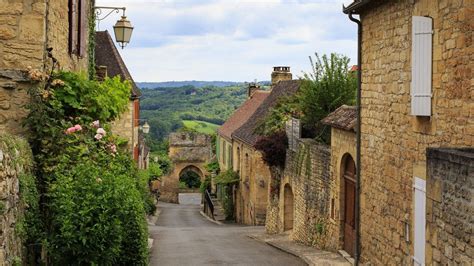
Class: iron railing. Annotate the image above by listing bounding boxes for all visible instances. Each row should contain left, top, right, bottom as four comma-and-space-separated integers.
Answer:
204, 189, 214, 219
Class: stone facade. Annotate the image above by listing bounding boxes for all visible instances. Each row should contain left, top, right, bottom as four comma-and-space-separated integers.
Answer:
425, 148, 473, 265
355, 0, 473, 264
233, 139, 270, 225
110, 100, 139, 156
269, 137, 333, 248
160, 132, 212, 203
0, 0, 92, 135
0, 134, 33, 265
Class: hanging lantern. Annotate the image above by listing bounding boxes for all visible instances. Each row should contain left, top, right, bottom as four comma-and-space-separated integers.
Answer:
113, 16, 134, 49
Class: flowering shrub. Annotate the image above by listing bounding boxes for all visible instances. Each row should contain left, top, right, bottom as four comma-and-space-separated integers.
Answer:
24, 70, 149, 264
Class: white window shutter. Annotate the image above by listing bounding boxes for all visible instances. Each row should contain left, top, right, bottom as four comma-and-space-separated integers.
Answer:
411, 16, 433, 116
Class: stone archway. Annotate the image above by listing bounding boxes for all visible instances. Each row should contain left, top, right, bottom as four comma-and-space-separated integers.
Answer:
159, 132, 212, 203
178, 165, 204, 190
283, 183, 294, 231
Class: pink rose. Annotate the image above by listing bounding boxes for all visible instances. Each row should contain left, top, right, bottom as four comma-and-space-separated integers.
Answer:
65, 127, 76, 134
74, 124, 82, 131
94, 134, 103, 140
96, 128, 106, 136
91, 120, 100, 128
110, 144, 117, 153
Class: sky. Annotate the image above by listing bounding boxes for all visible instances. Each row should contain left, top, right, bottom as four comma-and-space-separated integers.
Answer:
96, 0, 357, 82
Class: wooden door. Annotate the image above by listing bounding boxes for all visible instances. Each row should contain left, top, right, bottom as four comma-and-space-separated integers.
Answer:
343, 157, 356, 257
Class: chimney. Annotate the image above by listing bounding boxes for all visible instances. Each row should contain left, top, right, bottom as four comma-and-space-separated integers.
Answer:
271, 66, 292, 86
247, 82, 260, 98
95, 65, 108, 81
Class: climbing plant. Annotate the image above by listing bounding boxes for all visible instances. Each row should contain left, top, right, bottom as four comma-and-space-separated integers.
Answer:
24, 69, 149, 264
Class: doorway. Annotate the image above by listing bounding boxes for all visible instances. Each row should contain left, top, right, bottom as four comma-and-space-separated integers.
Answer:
342, 155, 356, 257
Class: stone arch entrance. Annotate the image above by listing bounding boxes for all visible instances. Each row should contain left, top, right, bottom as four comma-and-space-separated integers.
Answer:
159, 132, 212, 203
283, 183, 294, 231
340, 153, 356, 257
179, 165, 204, 189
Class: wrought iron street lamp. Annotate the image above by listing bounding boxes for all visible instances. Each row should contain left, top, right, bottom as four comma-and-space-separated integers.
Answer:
95, 6, 134, 49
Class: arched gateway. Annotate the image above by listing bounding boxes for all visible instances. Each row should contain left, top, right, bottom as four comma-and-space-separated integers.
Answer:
159, 132, 212, 203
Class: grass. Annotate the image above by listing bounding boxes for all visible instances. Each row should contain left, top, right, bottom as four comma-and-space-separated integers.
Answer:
182, 120, 219, 135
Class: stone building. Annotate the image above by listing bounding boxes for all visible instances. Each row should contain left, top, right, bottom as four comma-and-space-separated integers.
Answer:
0, 0, 93, 135
216, 86, 269, 173
160, 132, 212, 203
343, 0, 473, 264
95, 30, 145, 165
231, 71, 300, 225
265, 107, 357, 255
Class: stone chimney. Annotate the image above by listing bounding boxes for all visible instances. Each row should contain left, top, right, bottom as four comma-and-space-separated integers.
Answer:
271, 66, 292, 86
247, 82, 260, 98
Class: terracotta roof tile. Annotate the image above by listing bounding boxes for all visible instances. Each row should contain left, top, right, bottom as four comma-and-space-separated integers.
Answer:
95, 31, 141, 97
218, 91, 270, 140
321, 105, 357, 131
232, 80, 301, 146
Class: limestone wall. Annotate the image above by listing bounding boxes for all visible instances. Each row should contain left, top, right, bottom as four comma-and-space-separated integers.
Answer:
426, 148, 473, 265
233, 140, 270, 225
359, 0, 473, 264
0, 0, 91, 136
0, 134, 33, 265
110, 100, 134, 153
267, 137, 334, 248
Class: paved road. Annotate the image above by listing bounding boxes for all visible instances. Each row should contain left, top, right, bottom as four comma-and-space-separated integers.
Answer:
149, 193, 306, 266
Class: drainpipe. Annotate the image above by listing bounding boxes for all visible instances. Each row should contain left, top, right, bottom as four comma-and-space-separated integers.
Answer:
348, 11, 362, 266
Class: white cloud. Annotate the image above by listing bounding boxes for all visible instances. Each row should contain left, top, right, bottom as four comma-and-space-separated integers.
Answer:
96, 0, 357, 81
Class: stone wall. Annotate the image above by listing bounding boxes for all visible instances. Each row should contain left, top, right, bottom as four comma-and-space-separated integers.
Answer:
359, 0, 473, 264
0, 0, 91, 136
160, 132, 212, 203
110, 100, 135, 153
267, 137, 334, 248
233, 140, 270, 225
0, 134, 33, 265
425, 148, 473, 265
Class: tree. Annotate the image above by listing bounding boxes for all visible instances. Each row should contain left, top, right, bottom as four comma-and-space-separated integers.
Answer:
257, 53, 357, 143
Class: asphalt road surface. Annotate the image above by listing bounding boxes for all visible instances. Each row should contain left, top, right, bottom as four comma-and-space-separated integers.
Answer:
149, 193, 306, 266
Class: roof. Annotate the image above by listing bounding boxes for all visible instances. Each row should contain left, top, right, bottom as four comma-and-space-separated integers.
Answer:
232, 80, 301, 146
321, 105, 357, 132
343, 0, 377, 14
218, 90, 270, 141
95, 31, 141, 98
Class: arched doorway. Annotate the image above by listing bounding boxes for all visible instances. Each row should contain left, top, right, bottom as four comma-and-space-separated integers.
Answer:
283, 184, 294, 231
341, 154, 356, 257
179, 165, 203, 189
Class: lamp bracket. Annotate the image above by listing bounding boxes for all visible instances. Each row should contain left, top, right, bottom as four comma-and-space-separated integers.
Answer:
94, 6, 126, 22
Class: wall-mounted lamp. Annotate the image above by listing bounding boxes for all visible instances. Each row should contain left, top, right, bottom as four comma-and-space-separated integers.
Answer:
141, 122, 150, 134
95, 6, 134, 49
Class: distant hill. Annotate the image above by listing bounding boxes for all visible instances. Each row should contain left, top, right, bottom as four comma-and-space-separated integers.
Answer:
137, 81, 244, 89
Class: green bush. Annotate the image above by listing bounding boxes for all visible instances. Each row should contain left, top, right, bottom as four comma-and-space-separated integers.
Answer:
24, 70, 149, 264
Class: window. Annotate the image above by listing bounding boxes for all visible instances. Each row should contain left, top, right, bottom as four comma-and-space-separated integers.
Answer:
411, 16, 433, 116
69, 0, 88, 56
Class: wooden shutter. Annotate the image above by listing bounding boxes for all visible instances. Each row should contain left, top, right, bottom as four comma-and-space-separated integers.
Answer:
411, 16, 433, 116
69, 0, 78, 54
413, 177, 426, 265
78, 0, 88, 57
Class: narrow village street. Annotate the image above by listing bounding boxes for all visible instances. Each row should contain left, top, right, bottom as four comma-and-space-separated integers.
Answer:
149, 194, 306, 266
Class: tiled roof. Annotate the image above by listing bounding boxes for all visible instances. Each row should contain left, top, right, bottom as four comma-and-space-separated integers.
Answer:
95, 31, 141, 97
218, 91, 270, 141
321, 105, 357, 132
232, 80, 301, 146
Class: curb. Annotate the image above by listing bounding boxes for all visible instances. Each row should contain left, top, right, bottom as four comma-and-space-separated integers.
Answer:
199, 211, 223, 225
248, 235, 310, 265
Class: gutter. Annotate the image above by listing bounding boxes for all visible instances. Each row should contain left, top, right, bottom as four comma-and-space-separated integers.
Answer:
347, 11, 362, 266
343, 0, 373, 14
